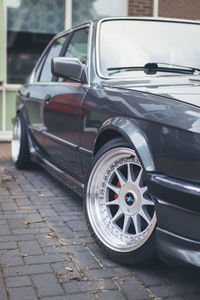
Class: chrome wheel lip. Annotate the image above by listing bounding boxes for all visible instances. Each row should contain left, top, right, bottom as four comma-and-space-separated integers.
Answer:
86, 147, 157, 253
11, 117, 21, 163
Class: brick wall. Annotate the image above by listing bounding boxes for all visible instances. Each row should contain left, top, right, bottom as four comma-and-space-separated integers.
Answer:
159, 0, 200, 19
128, 0, 153, 16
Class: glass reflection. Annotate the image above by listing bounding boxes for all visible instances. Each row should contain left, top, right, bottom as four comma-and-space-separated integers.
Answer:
7, 0, 65, 84
99, 20, 200, 77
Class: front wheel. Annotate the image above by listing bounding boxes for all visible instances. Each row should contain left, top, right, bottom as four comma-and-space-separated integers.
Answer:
84, 138, 157, 265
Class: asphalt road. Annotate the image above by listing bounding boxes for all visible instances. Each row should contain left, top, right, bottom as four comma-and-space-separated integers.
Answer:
0, 154, 200, 300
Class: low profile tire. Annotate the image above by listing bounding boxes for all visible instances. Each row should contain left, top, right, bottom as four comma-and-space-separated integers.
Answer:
84, 137, 157, 265
11, 113, 31, 169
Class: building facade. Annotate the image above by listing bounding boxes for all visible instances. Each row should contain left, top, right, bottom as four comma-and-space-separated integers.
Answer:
0, 0, 200, 141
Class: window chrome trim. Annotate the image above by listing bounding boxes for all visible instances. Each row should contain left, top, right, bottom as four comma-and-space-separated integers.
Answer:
30, 21, 93, 86
95, 17, 200, 80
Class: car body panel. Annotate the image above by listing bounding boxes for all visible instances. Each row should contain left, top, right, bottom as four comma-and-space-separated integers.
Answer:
14, 17, 200, 268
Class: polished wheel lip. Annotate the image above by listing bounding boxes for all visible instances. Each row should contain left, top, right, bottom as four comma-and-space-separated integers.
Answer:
11, 117, 21, 163
86, 147, 157, 253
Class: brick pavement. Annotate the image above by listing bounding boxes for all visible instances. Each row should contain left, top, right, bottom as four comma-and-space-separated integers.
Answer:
0, 143, 200, 299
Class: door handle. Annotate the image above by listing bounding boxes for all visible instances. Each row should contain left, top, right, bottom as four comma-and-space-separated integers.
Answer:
45, 94, 51, 103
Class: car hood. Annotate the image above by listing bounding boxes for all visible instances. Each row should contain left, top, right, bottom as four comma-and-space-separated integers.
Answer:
103, 74, 200, 108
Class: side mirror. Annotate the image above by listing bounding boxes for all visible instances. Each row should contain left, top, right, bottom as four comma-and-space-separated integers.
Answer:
51, 57, 87, 83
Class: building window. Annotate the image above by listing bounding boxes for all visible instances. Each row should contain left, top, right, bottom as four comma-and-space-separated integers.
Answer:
72, 0, 126, 26
7, 0, 65, 84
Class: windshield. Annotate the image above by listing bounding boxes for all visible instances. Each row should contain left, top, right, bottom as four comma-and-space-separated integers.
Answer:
98, 20, 200, 78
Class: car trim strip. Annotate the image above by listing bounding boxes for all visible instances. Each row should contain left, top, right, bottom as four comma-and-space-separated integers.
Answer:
154, 175, 200, 194
78, 146, 93, 157
42, 131, 78, 149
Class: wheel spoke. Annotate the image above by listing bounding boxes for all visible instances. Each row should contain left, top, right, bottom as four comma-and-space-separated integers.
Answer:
127, 163, 134, 182
105, 199, 119, 206
142, 198, 154, 206
111, 209, 123, 223
115, 169, 126, 186
107, 183, 120, 195
135, 168, 143, 186
139, 208, 151, 225
132, 215, 141, 234
141, 186, 148, 194
122, 215, 131, 234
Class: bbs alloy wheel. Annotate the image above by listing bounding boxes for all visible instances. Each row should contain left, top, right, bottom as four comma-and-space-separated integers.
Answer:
85, 139, 157, 264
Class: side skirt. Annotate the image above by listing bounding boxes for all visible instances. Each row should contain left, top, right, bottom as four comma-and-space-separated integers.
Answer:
35, 153, 84, 197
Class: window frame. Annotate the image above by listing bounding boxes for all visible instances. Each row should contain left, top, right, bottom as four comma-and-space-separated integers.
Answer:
30, 21, 93, 85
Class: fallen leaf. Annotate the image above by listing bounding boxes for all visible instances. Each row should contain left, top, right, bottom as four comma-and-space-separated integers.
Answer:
0, 253, 3, 257
70, 276, 83, 281
66, 267, 73, 272
72, 242, 81, 245
24, 221, 32, 225
19, 253, 28, 257
46, 232, 57, 239
55, 272, 62, 276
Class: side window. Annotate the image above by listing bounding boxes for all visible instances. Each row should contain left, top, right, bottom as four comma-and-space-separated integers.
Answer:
65, 28, 89, 65
39, 36, 66, 82
33, 53, 47, 82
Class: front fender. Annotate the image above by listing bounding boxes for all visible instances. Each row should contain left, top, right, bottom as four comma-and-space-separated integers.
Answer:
96, 117, 155, 172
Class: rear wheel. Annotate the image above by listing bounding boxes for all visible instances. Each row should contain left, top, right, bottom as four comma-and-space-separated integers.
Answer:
84, 138, 157, 265
11, 113, 31, 169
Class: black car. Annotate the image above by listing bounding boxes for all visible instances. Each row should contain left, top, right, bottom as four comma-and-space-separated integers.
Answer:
12, 17, 200, 268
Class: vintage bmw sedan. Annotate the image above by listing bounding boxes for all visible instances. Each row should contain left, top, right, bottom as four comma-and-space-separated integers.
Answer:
12, 17, 200, 267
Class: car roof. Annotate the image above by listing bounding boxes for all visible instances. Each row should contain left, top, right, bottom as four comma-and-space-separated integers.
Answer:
54, 16, 200, 40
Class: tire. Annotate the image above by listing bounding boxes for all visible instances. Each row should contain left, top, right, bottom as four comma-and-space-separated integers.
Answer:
11, 113, 31, 169
84, 137, 157, 265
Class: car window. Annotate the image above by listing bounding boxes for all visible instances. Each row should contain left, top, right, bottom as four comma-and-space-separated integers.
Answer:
33, 53, 48, 82
65, 27, 89, 65
39, 36, 66, 82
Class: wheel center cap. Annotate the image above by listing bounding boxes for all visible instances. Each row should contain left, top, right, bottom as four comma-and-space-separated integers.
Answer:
118, 182, 142, 216
125, 193, 135, 206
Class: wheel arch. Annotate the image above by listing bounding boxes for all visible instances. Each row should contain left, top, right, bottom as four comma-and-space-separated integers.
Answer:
94, 117, 155, 172
16, 104, 29, 126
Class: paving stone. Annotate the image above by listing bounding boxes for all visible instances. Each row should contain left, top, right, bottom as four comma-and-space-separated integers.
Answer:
52, 261, 81, 281
150, 282, 200, 298
42, 296, 68, 300
3, 264, 52, 277
18, 240, 43, 255
0, 275, 8, 300
65, 294, 97, 300
44, 244, 86, 254
98, 290, 127, 300
12, 227, 50, 235
115, 276, 150, 300
0, 234, 35, 242
8, 287, 38, 300
67, 220, 88, 232
24, 253, 70, 265
6, 276, 32, 288
0, 249, 24, 267
39, 208, 58, 217
134, 266, 166, 286
0, 242, 17, 250
71, 251, 100, 270
63, 279, 116, 294
31, 273, 64, 297
0, 224, 11, 235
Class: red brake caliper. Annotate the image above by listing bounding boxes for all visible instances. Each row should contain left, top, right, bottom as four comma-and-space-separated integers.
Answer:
114, 181, 121, 200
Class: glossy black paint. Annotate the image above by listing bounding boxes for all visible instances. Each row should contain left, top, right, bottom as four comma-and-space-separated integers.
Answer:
16, 18, 200, 268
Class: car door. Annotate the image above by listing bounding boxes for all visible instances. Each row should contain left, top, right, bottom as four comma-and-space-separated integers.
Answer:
41, 25, 90, 181
24, 34, 68, 150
